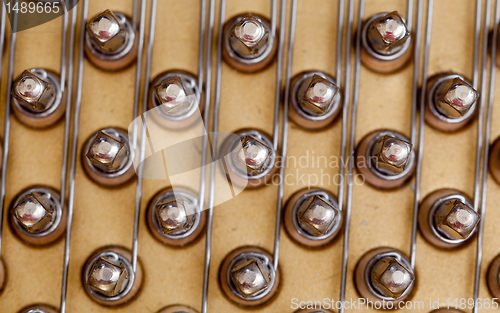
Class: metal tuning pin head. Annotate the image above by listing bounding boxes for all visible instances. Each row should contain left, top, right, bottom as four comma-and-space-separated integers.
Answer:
284, 188, 342, 248
154, 76, 191, 116
82, 127, 135, 187
367, 11, 410, 54
223, 13, 278, 72
230, 13, 269, 57
487, 253, 500, 300
489, 136, 500, 185
85, 9, 137, 71
220, 129, 277, 189
87, 10, 126, 53
146, 187, 206, 247
355, 248, 415, 305
148, 70, 203, 129
361, 11, 412, 73
11, 69, 65, 128
372, 135, 412, 175
356, 130, 415, 189
232, 135, 273, 175
12, 70, 53, 111
87, 257, 128, 297
83, 246, 143, 306
219, 246, 279, 307
289, 71, 342, 130
370, 258, 414, 299
8, 186, 66, 246
18, 304, 59, 313
426, 73, 478, 132
418, 189, 478, 249
156, 305, 199, 313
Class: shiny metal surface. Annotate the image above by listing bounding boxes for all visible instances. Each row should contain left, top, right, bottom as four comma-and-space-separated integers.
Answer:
82, 246, 143, 306
222, 11, 277, 73
418, 189, 477, 249
219, 246, 279, 306
289, 71, 341, 130
367, 11, 410, 54
86, 10, 127, 53
354, 247, 415, 306
355, 129, 415, 189
8, 186, 66, 246
81, 127, 135, 187
11, 68, 65, 128
284, 188, 342, 247
361, 11, 412, 73
219, 129, 277, 188
84, 10, 137, 71
425, 73, 477, 132
146, 187, 206, 247
148, 70, 203, 129
11, 70, 54, 111
229, 13, 270, 58
435, 77, 479, 118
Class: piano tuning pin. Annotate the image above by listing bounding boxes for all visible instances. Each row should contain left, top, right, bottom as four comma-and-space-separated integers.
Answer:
85, 9, 138, 71
8, 186, 66, 246
223, 13, 278, 72
289, 71, 342, 130
284, 188, 342, 248
356, 129, 415, 189
419, 189, 479, 249
82, 246, 143, 306
361, 11, 412, 73
354, 247, 415, 306
81, 127, 136, 187
488, 136, 500, 185
219, 129, 277, 189
157, 305, 199, 313
17, 304, 59, 313
146, 187, 206, 247
219, 246, 280, 307
425, 73, 478, 132
148, 70, 204, 129
11, 69, 65, 128
487, 253, 500, 299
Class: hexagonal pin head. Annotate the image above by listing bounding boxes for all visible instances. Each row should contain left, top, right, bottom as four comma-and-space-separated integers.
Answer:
229, 13, 270, 57
298, 195, 339, 236
299, 74, 340, 115
154, 76, 193, 116
86, 131, 128, 172
232, 135, 273, 175
87, 9, 127, 53
435, 199, 480, 240
155, 196, 196, 235
230, 257, 271, 298
368, 11, 410, 53
12, 192, 55, 233
12, 70, 54, 111
87, 256, 128, 297
371, 257, 415, 299
371, 135, 413, 175
435, 77, 479, 118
